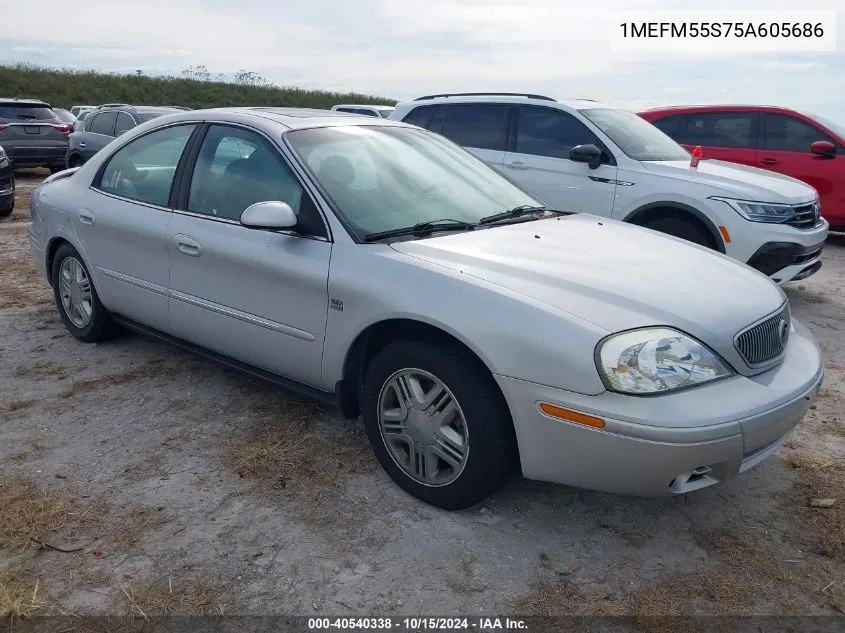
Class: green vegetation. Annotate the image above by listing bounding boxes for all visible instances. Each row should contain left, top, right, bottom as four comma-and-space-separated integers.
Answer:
0, 64, 396, 110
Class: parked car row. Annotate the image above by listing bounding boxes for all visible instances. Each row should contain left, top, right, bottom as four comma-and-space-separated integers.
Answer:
29, 105, 824, 509
639, 105, 845, 231
383, 93, 834, 284
0, 99, 190, 176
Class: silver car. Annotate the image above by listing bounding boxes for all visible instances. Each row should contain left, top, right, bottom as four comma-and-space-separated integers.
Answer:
28, 108, 824, 510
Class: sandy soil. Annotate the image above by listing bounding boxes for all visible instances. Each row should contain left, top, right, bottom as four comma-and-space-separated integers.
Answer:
1, 172, 843, 625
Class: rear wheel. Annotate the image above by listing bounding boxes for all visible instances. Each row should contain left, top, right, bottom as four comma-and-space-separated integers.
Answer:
67, 154, 84, 169
361, 340, 516, 510
642, 215, 717, 250
0, 202, 12, 218
51, 243, 112, 342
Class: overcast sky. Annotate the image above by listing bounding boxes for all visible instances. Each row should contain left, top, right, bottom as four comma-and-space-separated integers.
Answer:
0, 0, 842, 119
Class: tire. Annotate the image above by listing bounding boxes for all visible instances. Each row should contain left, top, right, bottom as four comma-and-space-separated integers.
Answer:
51, 243, 112, 342
642, 215, 717, 250
67, 154, 84, 169
361, 340, 516, 510
0, 204, 12, 218
49, 165, 64, 174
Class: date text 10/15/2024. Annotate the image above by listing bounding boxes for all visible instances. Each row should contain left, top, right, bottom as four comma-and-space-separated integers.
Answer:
308, 617, 528, 631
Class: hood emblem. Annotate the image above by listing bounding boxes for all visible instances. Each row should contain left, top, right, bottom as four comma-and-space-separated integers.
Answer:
777, 318, 789, 346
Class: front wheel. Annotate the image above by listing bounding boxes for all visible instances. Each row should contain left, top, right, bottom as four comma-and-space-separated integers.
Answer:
361, 340, 517, 510
642, 215, 717, 250
51, 243, 112, 342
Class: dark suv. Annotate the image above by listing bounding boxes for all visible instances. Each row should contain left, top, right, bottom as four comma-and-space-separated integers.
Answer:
66, 105, 190, 168
0, 98, 71, 172
0, 143, 13, 216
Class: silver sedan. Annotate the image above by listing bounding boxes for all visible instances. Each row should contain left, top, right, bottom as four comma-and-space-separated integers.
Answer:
28, 108, 824, 509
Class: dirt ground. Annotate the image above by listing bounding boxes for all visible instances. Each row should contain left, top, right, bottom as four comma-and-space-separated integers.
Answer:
1, 170, 844, 625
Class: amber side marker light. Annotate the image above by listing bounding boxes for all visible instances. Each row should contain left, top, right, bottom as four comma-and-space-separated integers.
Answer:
538, 403, 606, 429
718, 225, 732, 243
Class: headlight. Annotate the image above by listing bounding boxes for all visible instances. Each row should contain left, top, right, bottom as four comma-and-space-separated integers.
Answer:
710, 196, 802, 224
596, 327, 732, 395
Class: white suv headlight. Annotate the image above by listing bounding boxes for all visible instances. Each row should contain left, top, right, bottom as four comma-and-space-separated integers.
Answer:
710, 196, 803, 224
596, 327, 733, 395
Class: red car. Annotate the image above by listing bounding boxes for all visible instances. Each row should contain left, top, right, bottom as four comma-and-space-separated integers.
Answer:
638, 105, 845, 230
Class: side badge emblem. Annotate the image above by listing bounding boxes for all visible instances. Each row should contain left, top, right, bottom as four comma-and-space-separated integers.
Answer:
330, 298, 344, 312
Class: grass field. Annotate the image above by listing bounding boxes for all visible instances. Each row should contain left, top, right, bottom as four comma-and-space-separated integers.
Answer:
0, 64, 396, 110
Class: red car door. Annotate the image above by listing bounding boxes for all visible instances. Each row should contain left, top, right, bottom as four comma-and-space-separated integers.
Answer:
758, 112, 844, 226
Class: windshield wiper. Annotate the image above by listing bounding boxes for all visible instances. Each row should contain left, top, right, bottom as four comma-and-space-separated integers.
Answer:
363, 219, 476, 243
478, 205, 555, 225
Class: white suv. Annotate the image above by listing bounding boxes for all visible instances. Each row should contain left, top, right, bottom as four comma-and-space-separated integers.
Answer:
390, 93, 828, 283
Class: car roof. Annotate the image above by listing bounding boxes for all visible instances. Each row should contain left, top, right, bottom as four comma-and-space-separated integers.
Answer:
0, 98, 50, 106
396, 93, 615, 111
333, 104, 394, 110
639, 104, 807, 116
155, 106, 407, 131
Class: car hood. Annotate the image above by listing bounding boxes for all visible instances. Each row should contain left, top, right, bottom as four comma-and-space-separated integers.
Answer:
390, 214, 786, 367
642, 159, 817, 204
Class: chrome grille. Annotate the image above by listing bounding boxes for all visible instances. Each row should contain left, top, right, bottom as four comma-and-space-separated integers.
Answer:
786, 202, 820, 229
735, 304, 790, 367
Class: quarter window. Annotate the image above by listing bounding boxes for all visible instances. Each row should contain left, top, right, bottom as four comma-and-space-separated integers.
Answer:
515, 106, 601, 159
114, 112, 136, 136
187, 125, 326, 237
97, 124, 196, 206
401, 105, 436, 129
89, 111, 117, 136
440, 104, 509, 151
764, 114, 834, 152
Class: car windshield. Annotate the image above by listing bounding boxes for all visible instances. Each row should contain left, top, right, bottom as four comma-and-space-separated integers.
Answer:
286, 125, 543, 240
0, 103, 56, 121
378, 109, 394, 118
139, 112, 170, 122
805, 113, 845, 141
580, 108, 691, 161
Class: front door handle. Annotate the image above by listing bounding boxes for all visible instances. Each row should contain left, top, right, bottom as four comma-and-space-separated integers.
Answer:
760, 157, 780, 166
79, 142, 87, 148
78, 209, 95, 226
174, 234, 202, 257
506, 161, 530, 170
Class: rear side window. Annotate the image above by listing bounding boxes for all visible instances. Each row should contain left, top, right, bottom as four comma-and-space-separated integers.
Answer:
665, 112, 756, 149
0, 103, 56, 121
401, 105, 437, 129
440, 104, 509, 151
89, 112, 117, 136
515, 106, 601, 159
763, 114, 834, 152
97, 124, 196, 206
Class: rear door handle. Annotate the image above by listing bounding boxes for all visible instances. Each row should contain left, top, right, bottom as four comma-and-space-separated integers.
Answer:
78, 209, 95, 226
506, 161, 530, 170
79, 142, 87, 148
174, 234, 202, 257
760, 157, 780, 166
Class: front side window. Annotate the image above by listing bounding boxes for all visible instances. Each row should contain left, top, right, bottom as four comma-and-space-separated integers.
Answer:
515, 106, 601, 159
440, 104, 509, 151
764, 114, 834, 152
286, 125, 541, 239
187, 125, 326, 236
580, 108, 690, 161
89, 112, 117, 136
97, 124, 196, 206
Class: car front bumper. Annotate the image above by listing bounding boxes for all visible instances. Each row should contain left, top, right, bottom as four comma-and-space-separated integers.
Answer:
495, 318, 823, 496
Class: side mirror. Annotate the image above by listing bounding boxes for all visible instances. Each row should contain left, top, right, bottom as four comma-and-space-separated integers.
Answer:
810, 140, 836, 158
569, 144, 604, 169
240, 201, 298, 230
